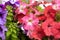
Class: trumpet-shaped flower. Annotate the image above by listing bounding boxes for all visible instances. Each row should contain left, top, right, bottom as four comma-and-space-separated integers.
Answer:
0, 5, 7, 25
22, 13, 39, 30
0, 25, 7, 40
0, 4, 7, 40
44, 6, 56, 18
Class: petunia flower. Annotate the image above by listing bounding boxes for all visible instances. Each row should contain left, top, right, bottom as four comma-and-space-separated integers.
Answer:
2, 0, 19, 5
19, 0, 41, 11
0, 25, 7, 40
0, 5, 7, 25
42, 17, 60, 39
27, 25, 45, 40
0, 4, 7, 40
53, 0, 60, 10
16, 13, 25, 23
51, 22, 60, 39
44, 6, 56, 18
5, 1, 20, 8
0, 4, 5, 9
21, 13, 39, 30
42, 18, 54, 36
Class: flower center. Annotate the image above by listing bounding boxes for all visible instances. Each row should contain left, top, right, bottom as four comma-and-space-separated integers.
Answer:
55, 11, 60, 22
48, 24, 51, 27
0, 13, 2, 17
0, 27, 3, 32
28, 20, 32, 22
27, 19, 33, 25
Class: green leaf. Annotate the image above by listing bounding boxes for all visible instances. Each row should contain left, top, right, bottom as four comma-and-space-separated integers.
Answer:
42, 36, 48, 40
6, 17, 13, 21
55, 12, 60, 22
36, 6, 43, 12
12, 34, 17, 38
6, 5, 12, 10
8, 12, 13, 16
22, 0, 29, 4
6, 30, 11, 37
6, 5, 19, 40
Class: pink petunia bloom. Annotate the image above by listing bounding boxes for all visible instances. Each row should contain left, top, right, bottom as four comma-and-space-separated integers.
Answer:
19, 0, 39, 7
22, 13, 39, 30
18, 4, 28, 15
18, 0, 41, 15
53, 0, 60, 10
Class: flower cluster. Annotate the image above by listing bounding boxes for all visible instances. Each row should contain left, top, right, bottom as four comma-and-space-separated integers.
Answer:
15, 0, 60, 40
0, 4, 7, 40
1, 0, 60, 40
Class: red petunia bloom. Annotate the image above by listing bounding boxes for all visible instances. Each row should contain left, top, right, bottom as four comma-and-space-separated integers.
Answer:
15, 8, 25, 23
51, 22, 60, 39
42, 17, 60, 39
42, 18, 54, 36
16, 13, 25, 23
27, 25, 45, 40
44, 6, 56, 18
38, 14, 46, 21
